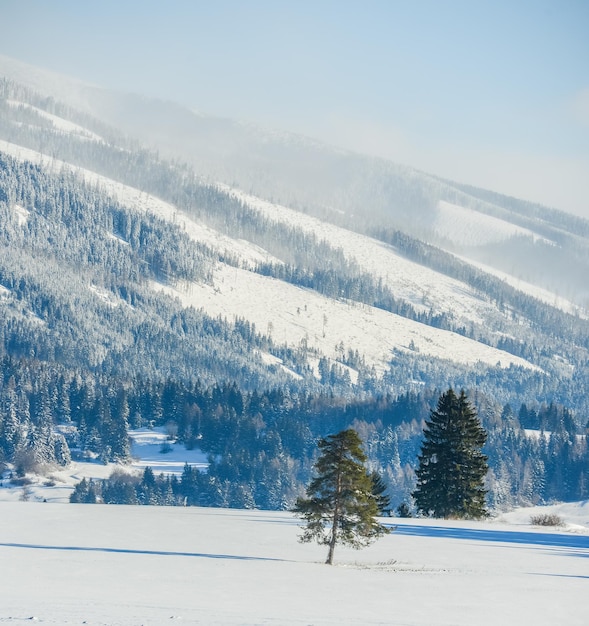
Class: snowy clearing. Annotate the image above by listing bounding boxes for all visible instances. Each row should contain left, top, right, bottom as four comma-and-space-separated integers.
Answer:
10, 203, 30, 226
435, 200, 553, 246
6, 99, 104, 142
0, 428, 207, 504
128, 427, 208, 475
0, 500, 587, 625
454, 252, 589, 319
216, 184, 504, 325
154, 265, 537, 374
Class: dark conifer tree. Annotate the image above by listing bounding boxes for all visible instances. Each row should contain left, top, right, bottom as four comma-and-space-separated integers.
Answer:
412, 389, 488, 519
294, 429, 389, 565
370, 470, 391, 515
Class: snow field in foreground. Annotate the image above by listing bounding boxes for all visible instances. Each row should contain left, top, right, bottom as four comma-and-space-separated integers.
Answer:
1, 501, 587, 625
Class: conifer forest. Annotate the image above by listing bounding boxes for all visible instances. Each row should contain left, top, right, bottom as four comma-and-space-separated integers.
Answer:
0, 75, 588, 515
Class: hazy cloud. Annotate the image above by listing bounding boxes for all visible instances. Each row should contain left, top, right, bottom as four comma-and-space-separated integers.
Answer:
425, 146, 589, 219
571, 88, 589, 128
296, 112, 589, 219
306, 113, 416, 164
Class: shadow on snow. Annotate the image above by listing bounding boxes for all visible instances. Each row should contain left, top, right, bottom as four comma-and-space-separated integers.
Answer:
0, 542, 286, 561
391, 524, 589, 552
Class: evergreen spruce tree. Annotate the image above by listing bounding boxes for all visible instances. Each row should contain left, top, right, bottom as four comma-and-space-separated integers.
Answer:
413, 389, 488, 519
294, 429, 389, 565
370, 470, 391, 515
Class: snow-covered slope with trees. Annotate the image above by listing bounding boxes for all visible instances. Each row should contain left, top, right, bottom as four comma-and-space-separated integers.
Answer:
434, 200, 554, 246
155, 264, 535, 374
1, 60, 589, 514
0, 138, 539, 375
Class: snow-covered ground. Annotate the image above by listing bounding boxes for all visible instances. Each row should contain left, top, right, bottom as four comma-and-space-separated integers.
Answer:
0, 500, 587, 625
10, 202, 30, 226
155, 265, 537, 375
454, 252, 588, 319
6, 99, 104, 142
128, 428, 208, 476
435, 200, 553, 246
0, 428, 207, 504
217, 184, 504, 325
1, 432, 587, 624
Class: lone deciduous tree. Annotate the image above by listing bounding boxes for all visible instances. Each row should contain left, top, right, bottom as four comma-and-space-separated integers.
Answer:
294, 429, 389, 564
412, 388, 488, 519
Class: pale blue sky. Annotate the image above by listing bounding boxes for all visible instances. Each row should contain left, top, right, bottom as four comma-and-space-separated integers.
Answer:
1, 0, 588, 216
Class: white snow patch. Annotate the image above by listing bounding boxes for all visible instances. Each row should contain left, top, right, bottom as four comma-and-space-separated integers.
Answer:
524, 429, 585, 443
11, 203, 30, 226
256, 350, 303, 380
152, 265, 537, 374
128, 427, 208, 475
436, 200, 554, 246
0, 500, 586, 625
88, 283, 125, 308
524, 428, 550, 440
108, 231, 130, 246
6, 99, 104, 142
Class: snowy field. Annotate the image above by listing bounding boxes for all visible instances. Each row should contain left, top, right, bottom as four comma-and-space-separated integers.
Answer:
0, 427, 587, 624
128, 428, 209, 476
0, 500, 587, 625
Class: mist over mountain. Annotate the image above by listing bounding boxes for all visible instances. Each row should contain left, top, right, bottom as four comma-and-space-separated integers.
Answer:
1, 55, 588, 510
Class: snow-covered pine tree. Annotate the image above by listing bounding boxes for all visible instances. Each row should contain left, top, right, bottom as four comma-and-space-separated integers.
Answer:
412, 389, 488, 519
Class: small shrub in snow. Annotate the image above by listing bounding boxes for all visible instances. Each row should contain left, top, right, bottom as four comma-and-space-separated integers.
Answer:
530, 513, 564, 527
160, 441, 173, 454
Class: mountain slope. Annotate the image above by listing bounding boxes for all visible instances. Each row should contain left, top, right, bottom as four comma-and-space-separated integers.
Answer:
1, 60, 589, 511
0, 136, 537, 379
1, 71, 588, 398
2, 53, 588, 311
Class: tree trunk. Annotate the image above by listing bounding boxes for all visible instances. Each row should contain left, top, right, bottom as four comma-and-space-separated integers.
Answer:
326, 522, 337, 564
326, 453, 343, 565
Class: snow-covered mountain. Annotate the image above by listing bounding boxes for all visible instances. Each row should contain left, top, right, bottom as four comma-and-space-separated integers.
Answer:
1, 54, 589, 512
2, 54, 588, 306
1, 55, 589, 398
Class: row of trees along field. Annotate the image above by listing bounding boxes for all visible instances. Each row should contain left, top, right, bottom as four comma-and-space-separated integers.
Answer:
69, 390, 488, 565
1, 342, 587, 509
64, 386, 589, 517
1, 351, 587, 509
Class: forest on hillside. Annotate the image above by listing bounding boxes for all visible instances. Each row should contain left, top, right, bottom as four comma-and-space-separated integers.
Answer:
1, 78, 588, 513
1, 354, 587, 512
